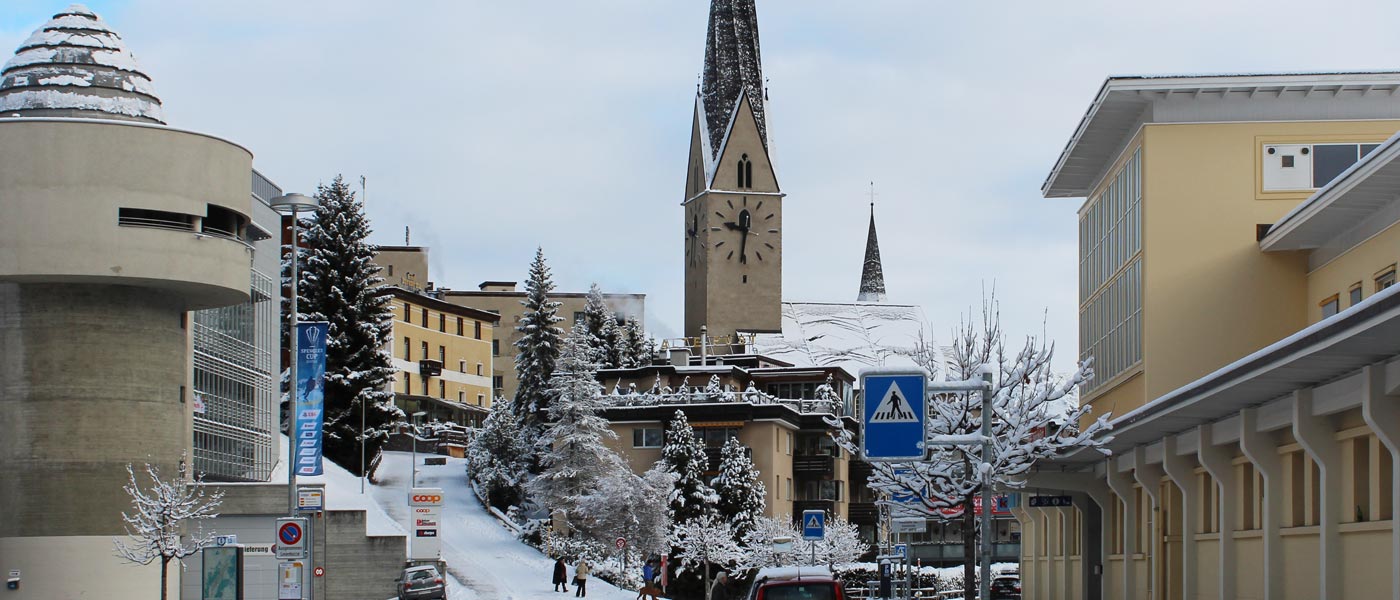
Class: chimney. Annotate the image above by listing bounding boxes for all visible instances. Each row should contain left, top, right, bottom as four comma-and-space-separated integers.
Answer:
670, 347, 691, 367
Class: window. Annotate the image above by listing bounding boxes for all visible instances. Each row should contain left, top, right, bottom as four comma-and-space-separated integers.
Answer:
438, 379, 445, 399
439, 313, 445, 332
633, 428, 664, 448
1378, 266, 1397, 291
492, 339, 500, 355
1263, 142, 1382, 191
458, 391, 464, 403
1079, 149, 1143, 393
459, 360, 466, 373
786, 478, 793, 501
438, 346, 446, 363
1350, 284, 1363, 306
421, 307, 428, 327
786, 432, 793, 455
404, 303, 411, 321
387, 265, 394, 276
476, 363, 484, 376
493, 375, 504, 391
700, 427, 740, 447
477, 394, 485, 406
573, 311, 585, 324
421, 341, 428, 360
1321, 294, 1340, 319
404, 337, 411, 360
457, 317, 464, 336
474, 320, 482, 340
405, 373, 411, 395
737, 154, 753, 189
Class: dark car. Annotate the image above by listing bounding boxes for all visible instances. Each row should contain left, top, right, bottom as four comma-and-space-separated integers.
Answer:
991, 575, 1021, 599
396, 565, 446, 600
746, 567, 845, 600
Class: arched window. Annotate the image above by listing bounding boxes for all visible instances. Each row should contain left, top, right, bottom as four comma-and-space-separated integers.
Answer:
738, 154, 753, 189
745, 159, 753, 189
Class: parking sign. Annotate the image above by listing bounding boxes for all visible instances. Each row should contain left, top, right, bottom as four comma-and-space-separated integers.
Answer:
860, 369, 928, 461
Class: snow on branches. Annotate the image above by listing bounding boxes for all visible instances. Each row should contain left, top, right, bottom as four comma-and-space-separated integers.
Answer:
660, 410, 719, 525
712, 436, 766, 539
113, 458, 224, 600
736, 514, 865, 572
514, 247, 564, 432
467, 398, 530, 510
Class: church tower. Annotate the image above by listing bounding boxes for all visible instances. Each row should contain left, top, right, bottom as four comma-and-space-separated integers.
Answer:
683, 0, 783, 338
858, 202, 887, 302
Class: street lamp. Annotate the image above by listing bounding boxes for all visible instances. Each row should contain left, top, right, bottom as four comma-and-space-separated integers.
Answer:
410, 411, 427, 488
270, 192, 319, 515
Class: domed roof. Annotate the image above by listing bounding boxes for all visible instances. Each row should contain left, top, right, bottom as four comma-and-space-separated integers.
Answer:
0, 4, 163, 123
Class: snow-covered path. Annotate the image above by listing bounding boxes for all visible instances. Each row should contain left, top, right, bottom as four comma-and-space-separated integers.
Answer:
370, 452, 639, 600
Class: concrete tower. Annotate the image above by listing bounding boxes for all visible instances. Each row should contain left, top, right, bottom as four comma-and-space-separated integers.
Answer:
683, 0, 784, 338
0, 5, 254, 597
857, 203, 887, 302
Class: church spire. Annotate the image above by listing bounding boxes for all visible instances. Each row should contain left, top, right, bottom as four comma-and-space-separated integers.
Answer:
858, 190, 887, 303
700, 0, 766, 156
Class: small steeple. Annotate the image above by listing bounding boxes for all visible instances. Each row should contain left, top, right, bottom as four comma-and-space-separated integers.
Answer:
858, 187, 887, 303
700, 0, 766, 156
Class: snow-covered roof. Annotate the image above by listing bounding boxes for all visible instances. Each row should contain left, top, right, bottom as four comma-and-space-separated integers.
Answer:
747, 302, 948, 388
0, 4, 164, 123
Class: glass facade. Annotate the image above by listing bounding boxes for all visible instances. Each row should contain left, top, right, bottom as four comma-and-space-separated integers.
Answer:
1079, 149, 1143, 393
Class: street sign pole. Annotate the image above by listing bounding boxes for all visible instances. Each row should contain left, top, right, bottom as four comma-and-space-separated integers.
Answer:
978, 369, 993, 600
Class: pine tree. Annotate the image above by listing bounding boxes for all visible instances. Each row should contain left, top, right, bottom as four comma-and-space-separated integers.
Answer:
580, 283, 612, 365
660, 410, 718, 525
467, 399, 529, 510
513, 247, 564, 436
600, 312, 624, 369
623, 317, 652, 367
712, 436, 766, 539
529, 325, 629, 531
296, 175, 399, 476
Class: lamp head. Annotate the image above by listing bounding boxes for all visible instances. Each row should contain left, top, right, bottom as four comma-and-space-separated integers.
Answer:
269, 193, 318, 213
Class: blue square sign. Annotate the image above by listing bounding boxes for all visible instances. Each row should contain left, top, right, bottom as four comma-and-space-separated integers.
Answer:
860, 370, 927, 462
801, 510, 825, 541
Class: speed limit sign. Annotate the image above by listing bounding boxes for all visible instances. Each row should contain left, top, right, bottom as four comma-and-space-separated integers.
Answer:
615, 537, 626, 551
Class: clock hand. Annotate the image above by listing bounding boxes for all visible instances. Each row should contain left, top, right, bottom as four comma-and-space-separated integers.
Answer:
739, 229, 748, 263
723, 221, 741, 231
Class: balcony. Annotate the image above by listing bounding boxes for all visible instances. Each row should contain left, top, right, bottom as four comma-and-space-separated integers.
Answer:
848, 502, 878, 524
791, 500, 835, 519
794, 454, 834, 477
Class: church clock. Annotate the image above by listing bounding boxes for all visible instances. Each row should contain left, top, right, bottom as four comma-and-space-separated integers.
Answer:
713, 197, 777, 265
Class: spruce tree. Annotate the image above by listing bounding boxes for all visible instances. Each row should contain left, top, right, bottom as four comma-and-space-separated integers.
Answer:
580, 283, 612, 363
295, 175, 399, 476
513, 247, 564, 437
599, 312, 623, 369
467, 399, 529, 510
660, 410, 717, 525
712, 435, 766, 539
623, 317, 652, 367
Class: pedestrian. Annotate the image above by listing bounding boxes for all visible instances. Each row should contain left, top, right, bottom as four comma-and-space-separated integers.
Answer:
636, 560, 662, 600
574, 558, 590, 598
636, 560, 655, 600
553, 557, 569, 593
710, 571, 729, 600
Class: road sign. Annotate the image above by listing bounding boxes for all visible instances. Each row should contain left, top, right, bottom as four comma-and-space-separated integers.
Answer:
615, 537, 627, 551
892, 519, 926, 534
275, 518, 308, 560
213, 534, 238, 547
893, 544, 908, 559
313, 566, 325, 578
1028, 495, 1073, 508
801, 510, 825, 541
296, 485, 324, 511
860, 369, 928, 462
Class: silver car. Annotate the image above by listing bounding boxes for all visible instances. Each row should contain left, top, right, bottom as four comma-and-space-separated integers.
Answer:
396, 565, 446, 600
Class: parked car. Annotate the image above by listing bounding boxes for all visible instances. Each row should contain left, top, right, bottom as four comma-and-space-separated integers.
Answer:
396, 564, 446, 600
990, 575, 1021, 599
746, 566, 846, 600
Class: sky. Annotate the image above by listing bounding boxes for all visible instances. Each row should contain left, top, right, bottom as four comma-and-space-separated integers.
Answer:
8, 0, 1400, 371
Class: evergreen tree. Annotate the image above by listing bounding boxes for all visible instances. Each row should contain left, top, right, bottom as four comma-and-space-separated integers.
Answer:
580, 283, 612, 365
622, 317, 652, 367
660, 411, 718, 525
295, 175, 399, 476
529, 325, 628, 531
513, 247, 564, 436
711, 436, 766, 539
467, 399, 529, 510
600, 312, 624, 369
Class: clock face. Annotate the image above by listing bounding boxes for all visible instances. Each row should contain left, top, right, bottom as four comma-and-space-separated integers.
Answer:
711, 196, 777, 265
685, 209, 701, 266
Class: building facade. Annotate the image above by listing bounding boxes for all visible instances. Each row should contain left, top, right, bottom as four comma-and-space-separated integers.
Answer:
384, 286, 498, 426
1022, 72, 1400, 600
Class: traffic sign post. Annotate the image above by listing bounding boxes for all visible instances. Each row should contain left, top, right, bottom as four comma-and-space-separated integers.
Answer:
801, 509, 825, 566
859, 369, 928, 462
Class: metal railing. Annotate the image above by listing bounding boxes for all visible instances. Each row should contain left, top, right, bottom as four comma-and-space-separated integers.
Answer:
605, 388, 845, 415
118, 214, 195, 232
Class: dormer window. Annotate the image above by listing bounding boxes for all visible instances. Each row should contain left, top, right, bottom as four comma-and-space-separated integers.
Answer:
737, 154, 753, 189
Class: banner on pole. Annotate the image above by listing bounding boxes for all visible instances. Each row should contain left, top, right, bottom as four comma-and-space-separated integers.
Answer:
295, 322, 329, 476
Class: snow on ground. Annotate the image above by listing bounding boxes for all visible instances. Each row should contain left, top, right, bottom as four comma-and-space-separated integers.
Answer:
369, 451, 640, 600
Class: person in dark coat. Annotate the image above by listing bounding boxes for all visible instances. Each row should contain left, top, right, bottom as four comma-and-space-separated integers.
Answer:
710, 571, 729, 600
553, 558, 569, 592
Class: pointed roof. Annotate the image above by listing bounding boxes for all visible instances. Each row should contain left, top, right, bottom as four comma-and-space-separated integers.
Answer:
858, 203, 887, 302
700, 0, 766, 157
0, 4, 164, 123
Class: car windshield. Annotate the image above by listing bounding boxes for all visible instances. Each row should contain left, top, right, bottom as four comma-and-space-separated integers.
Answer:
409, 569, 438, 580
762, 583, 836, 600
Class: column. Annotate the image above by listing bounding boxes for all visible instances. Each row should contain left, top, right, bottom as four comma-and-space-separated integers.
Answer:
1012, 497, 1041, 600
1039, 506, 1060, 600
1105, 461, 1136, 600
1133, 447, 1165, 600
1239, 407, 1283, 600
1197, 424, 1237, 600
1361, 364, 1400, 600
1161, 436, 1198, 600
1293, 388, 1341, 600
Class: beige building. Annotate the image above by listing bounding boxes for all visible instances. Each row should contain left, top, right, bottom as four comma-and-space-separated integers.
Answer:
1022, 72, 1400, 600
443, 282, 645, 400
384, 286, 498, 426
375, 245, 429, 290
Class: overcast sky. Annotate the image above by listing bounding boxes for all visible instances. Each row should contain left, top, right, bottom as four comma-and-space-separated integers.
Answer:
7, 1, 1400, 370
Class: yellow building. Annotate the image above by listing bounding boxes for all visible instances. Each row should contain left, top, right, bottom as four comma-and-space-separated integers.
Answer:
1024, 72, 1400, 600
384, 286, 498, 426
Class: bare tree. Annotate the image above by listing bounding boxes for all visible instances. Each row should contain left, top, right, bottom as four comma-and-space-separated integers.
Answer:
113, 457, 224, 600
829, 294, 1113, 598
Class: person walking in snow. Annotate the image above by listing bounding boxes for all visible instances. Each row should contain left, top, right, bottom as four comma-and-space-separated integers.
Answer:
574, 558, 590, 597
637, 560, 660, 600
553, 557, 569, 592
710, 571, 729, 600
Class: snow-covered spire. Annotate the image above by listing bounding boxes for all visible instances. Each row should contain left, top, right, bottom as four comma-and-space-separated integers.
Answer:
858, 201, 887, 302
0, 4, 164, 123
700, 0, 766, 157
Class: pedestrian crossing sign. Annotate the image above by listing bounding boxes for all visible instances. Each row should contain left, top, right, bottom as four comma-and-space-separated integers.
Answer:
860, 370, 928, 462
801, 510, 825, 541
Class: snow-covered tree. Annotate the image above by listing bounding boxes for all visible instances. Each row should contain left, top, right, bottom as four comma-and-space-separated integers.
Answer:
799, 514, 865, 570
600, 313, 624, 369
579, 283, 615, 367
622, 317, 653, 367
828, 294, 1112, 599
738, 514, 801, 570
113, 458, 224, 600
295, 175, 399, 475
529, 325, 628, 531
660, 410, 718, 525
670, 514, 744, 600
577, 465, 675, 557
712, 436, 765, 539
513, 247, 564, 439
467, 399, 530, 510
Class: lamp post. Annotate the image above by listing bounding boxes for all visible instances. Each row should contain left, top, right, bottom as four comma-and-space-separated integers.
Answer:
270, 192, 319, 515
410, 410, 426, 488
